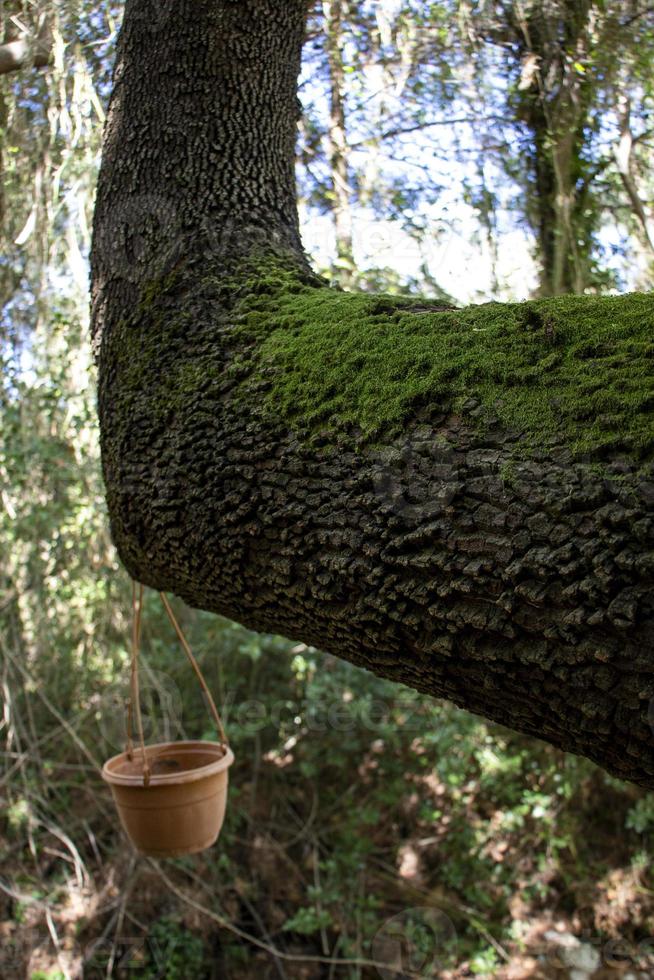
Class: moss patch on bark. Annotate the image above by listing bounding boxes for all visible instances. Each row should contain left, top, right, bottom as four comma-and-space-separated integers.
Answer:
121, 257, 653, 460
235, 279, 654, 459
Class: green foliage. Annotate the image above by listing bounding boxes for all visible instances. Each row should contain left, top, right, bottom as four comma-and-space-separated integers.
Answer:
626, 795, 654, 834
470, 947, 499, 975
299, 1, 654, 299
283, 905, 333, 935
141, 918, 207, 979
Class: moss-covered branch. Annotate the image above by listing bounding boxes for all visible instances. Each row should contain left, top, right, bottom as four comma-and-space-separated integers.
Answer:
92, 0, 654, 789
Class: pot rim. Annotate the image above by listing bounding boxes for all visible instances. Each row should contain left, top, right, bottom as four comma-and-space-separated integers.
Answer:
102, 739, 234, 788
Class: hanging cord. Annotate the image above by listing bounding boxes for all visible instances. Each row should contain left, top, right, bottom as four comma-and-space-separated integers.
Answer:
159, 592, 229, 748
125, 582, 150, 786
126, 581, 140, 759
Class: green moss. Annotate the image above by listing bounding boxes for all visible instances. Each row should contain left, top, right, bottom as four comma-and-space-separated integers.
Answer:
138, 268, 182, 313
237, 282, 654, 458
111, 255, 653, 460
202, 251, 322, 306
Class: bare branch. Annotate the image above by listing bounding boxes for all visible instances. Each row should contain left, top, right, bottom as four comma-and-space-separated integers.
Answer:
0, 21, 51, 77
620, 5, 654, 30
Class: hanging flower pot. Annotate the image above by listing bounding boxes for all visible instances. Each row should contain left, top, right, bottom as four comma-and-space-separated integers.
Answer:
102, 586, 233, 858
103, 739, 234, 857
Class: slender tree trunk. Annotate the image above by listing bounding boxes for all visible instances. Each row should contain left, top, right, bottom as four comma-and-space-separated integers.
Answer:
92, 0, 654, 789
547, 120, 586, 296
323, 0, 355, 287
0, 84, 7, 232
614, 93, 654, 254
514, 1, 594, 297
522, 104, 585, 297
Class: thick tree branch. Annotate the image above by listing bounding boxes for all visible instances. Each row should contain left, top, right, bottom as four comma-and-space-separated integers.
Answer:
91, 0, 654, 789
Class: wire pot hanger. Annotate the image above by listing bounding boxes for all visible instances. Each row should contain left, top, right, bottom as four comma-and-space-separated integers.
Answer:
125, 582, 228, 787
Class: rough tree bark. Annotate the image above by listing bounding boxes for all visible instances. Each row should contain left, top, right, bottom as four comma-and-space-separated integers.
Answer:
92, 0, 654, 788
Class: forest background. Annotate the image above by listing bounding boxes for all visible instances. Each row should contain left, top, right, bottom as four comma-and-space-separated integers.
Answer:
2, 1, 654, 977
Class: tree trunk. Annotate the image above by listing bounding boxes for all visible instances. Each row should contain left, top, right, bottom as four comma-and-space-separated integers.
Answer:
92, 0, 654, 789
513, 0, 595, 297
0, 84, 7, 231
614, 93, 654, 255
323, 0, 355, 287
533, 112, 586, 298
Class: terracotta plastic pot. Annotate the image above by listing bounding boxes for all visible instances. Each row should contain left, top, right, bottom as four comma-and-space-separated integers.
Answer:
102, 740, 234, 857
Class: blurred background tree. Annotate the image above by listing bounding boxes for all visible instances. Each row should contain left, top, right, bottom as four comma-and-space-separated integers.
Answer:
2, 2, 654, 977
